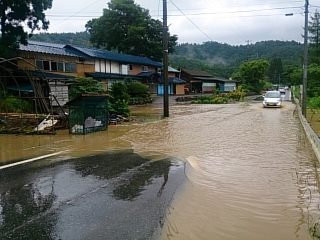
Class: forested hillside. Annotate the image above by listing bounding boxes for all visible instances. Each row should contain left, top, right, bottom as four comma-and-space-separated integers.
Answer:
30, 32, 93, 47
30, 32, 304, 78
170, 41, 303, 78
173, 41, 303, 65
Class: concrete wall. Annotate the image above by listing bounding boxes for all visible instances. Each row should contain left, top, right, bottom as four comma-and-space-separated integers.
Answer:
295, 98, 320, 161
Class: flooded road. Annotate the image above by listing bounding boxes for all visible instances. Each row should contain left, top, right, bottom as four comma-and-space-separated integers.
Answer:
1, 97, 320, 239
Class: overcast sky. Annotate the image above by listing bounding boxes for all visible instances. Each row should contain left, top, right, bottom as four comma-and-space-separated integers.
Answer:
40, 0, 318, 46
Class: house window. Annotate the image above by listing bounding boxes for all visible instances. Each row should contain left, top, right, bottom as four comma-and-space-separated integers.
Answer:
128, 64, 133, 71
141, 66, 148, 72
35, 60, 43, 70
65, 63, 76, 72
43, 61, 50, 70
35, 60, 76, 73
57, 62, 64, 71
51, 61, 58, 71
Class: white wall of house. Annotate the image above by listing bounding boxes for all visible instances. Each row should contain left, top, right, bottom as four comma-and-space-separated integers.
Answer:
224, 82, 236, 91
120, 64, 128, 74
111, 62, 120, 73
94, 59, 121, 74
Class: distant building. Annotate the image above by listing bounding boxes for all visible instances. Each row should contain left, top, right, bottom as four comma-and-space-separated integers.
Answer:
180, 69, 238, 93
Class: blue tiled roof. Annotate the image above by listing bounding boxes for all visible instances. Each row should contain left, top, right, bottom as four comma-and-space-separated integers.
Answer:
20, 70, 75, 79
65, 45, 163, 67
20, 41, 163, 68
136, 71, 159, 77
19, 41, 88, 58
85, 72, 143, 80
7, 84, 34, 93
158, 77, 186, 84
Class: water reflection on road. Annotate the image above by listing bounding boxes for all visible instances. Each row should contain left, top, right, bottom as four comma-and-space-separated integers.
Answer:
0, 98, 320, 239
0, 149, 185, 239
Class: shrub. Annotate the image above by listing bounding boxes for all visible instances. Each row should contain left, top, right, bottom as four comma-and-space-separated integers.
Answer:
213, 96, 228, 104
109, 82, 130, 103
109, 82, 130, 116
213, 89, 220, 95
68, 77, 105, 100
108, 99, 130, 117
127, 82, 152, 105
0, 96, 34, 113
127, 82, 149, 98
227, 91, 245, 101
198, 96, 211, 102
308, 97, 320, 110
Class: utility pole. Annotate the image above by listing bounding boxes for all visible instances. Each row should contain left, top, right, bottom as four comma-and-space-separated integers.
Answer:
245, 40, 251, 61
302, 0, 309, 117
163, 0, 169, 117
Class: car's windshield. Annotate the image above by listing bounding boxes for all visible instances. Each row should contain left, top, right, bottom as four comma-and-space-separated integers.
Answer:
265, 92, 280, 98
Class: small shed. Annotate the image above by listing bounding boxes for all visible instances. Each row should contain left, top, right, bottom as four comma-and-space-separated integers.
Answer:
65, 94, 108, 135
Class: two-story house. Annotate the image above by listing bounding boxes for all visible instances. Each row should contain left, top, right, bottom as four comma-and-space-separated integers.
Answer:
8, 41, 164, 110
158, 66, 185, 95
2, 41, 188, 113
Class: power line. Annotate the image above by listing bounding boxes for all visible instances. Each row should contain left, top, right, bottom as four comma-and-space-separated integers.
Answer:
166, 12, 304, 20
169, 0, 213, 41
50, 0, 103, 28
219, 0, 304, 8
166, 6, 304, 17
46, 11, 304, 21
208, 0, 249, 43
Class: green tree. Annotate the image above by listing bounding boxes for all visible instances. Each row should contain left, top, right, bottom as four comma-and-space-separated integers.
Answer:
68, 77, 106, 100
108, 82, 130, 116
233, 59, 270, 93
306, 63, 320, 98
282, 64, 300, 86
0, 0, 52, 55
287, 63, 320, 98
308, 9, 320, 64
127, 82, 150, 98
85, 0, 178, 61
267, 57, 283, 85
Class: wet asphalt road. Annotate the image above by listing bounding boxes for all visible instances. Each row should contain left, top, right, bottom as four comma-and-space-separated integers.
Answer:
0, 149, 186, 240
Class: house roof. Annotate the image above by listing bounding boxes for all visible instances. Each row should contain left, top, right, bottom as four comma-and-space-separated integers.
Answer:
20, 41, 163, 67
7, 84, 35, 93
181, 69, 213, 77
23, 70, 75, 80
193, 77, 216, 81
212, 77, 239, 83
168, 66, 180, 73
65, 45, 163, 67
19, 41, 88, 58
158, 77, 186, 84
65, 94, 109, 106
192, 76, 239, 83
136, 71, 159, 77
85, 72, 143, 80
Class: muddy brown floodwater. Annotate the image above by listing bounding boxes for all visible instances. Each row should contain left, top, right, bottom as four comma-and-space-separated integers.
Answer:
1, 97, 320, 240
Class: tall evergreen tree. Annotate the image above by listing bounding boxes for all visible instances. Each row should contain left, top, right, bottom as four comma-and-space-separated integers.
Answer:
308, 9, 320, 64
85, 0, 178, 62
0, 0, 52, 56
267, 57, 283, 85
